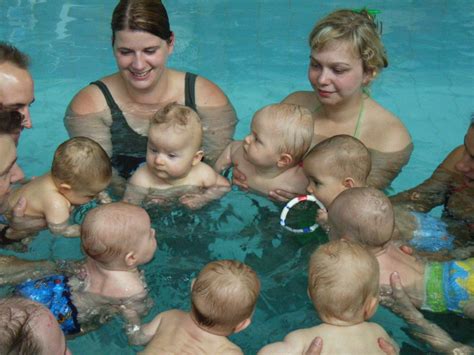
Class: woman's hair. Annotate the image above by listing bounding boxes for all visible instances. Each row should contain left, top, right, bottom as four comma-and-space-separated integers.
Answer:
111, 0, 173, 45
0, 110, 23, 134
309, 9, 388, 74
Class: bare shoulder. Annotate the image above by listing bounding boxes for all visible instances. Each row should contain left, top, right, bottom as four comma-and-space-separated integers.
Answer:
68, 77, 114, 115
364, 99, 412, 152
439, 145, 463, 172
129, 165, 153, 188
281, 91, 317, 109
365, 321, 390, 336
194, 75, 229, 106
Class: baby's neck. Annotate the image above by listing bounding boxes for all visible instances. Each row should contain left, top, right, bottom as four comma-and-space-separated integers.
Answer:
322, 316, 365, 327
189, 311, 231, 337
84, 257, 139, 276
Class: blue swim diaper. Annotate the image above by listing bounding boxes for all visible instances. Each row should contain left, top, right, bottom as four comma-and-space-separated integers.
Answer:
409, 212, 454, 252
15, 275, 80, 335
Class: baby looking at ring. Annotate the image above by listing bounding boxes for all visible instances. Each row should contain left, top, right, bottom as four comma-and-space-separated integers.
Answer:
214, 103, 313, 198
123, 102, 230, 209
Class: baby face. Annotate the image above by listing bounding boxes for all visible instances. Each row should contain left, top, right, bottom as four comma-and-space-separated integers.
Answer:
133, 212, 157, 265
146, 124, 201, 181
303, 155, 346, 207
63, 181, 109, 206
243, 112, 281, 168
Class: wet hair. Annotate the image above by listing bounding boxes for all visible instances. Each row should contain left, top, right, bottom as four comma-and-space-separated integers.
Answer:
309, 9, 388, 74
328, 187, 395, 247
0, 110, 23, 135
111, 0, 173, 45
255, 103, 314, 163
0, 42, 30, 69
304, 134, 371, 185
308, 239, 379, 322
81, 202, 151, 266
0, 297, 49, 354
150, 102, 203, 149
51, 137, 112, 191
191, 260, 260, 333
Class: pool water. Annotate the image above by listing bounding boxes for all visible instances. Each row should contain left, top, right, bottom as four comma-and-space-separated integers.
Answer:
1, 0, 473, 354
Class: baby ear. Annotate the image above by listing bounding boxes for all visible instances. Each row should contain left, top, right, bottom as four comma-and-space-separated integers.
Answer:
342, 177, 355, 189
58, 183, 72, 193
363, 295, 379, 320
192, 150, 204, 166
233, 317, 251, 334
277, 153, 293, 168
124, 251, 137, 267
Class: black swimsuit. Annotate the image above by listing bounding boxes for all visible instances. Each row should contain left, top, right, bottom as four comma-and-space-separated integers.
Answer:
90, 72, 197, 178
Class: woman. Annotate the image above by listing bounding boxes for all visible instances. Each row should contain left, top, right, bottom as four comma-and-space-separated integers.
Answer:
64, 0, 236, 185
391, 116, 473, 240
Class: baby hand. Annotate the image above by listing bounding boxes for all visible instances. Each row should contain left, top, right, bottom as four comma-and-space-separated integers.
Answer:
97, 191, 112, 204
179, 194, 209, 210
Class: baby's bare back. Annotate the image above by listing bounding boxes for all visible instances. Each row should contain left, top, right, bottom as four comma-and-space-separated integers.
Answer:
377, 243, 425, 307
140, 310, 242, 355
292, 323, 393, 355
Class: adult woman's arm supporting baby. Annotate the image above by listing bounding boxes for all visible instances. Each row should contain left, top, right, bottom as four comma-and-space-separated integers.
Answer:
381, 272, 474, 354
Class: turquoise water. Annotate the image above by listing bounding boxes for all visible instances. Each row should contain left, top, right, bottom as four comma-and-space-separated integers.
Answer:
1, 0, 473, 353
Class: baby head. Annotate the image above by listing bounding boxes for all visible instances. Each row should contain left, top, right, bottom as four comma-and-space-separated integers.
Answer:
308, 239, 379, 325
243, 103, 313, 169
81, 202, 157, 270
0, 134, 24, 201
309, 9, 387, 80
51, 137, 112, 205
328, 187, 394, 249
147, 102, 204, 180
0, 110, 23, 145
191, 260, 260, 335
303, 134, 371, 207
0, 297, 70, 355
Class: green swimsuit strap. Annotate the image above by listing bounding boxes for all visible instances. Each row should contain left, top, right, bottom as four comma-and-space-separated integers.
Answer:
353, 99, 365, 139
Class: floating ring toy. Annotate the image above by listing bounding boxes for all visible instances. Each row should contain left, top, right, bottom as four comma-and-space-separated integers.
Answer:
280, 195, 325, 233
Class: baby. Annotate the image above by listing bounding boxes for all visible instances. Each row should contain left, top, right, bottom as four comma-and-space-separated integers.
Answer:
259, 239, 396, 355
0, 297, 71, 355
215, 103, 314, 197
124, 102, 230, 209
328, 187, 474, 317
131, 260, 260, 354
8, 202, 156, 336
5, 136, 111, 240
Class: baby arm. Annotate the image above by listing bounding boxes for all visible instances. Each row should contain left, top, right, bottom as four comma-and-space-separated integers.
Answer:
258, 331, 305, 355
214, 141, 241, 174
179, 165, 231, 209
127, 313, 163, 346
43, 197, 80, 237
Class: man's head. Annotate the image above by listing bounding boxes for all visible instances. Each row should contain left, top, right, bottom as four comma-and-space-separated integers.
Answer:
81, 202, 157, 269
308, 239, 379, 325
0, 42, 34, 131
51, 137, 112, 205
303, 134, 371, 207
0, 297, 71, 355
328, 187, 395, 248
191, 260, 260, 335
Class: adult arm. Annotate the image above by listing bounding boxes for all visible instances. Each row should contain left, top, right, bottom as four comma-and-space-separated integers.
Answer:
381, 272, 474, 354
194, 76, 237, 166
390, 146, 462, 212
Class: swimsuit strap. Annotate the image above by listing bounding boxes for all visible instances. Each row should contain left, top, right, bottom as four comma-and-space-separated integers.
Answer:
90, 81, 121, 113
184, 72, 197, 111
353, 98, 365, 139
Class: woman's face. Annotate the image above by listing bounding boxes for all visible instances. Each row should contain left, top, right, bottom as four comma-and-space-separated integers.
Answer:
308, 40, 371, 105
113, 30, 174, 92
455, 126, 474, 186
